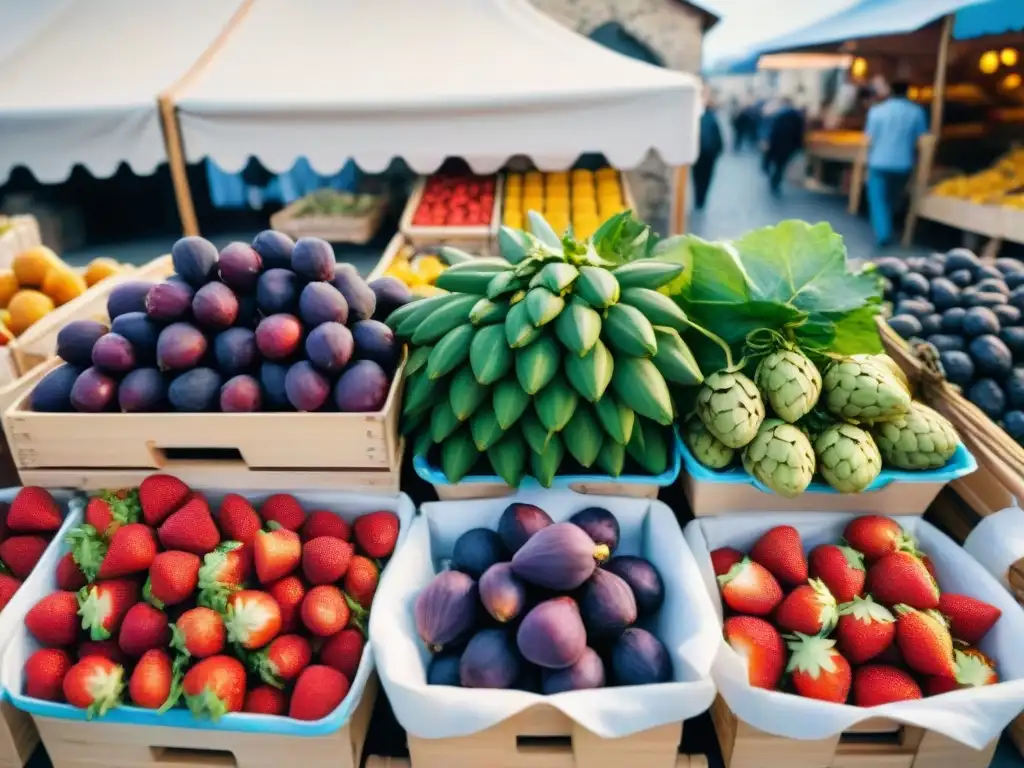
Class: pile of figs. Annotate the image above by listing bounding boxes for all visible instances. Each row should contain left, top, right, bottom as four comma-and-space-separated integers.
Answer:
414, 503, 673, 693
30, 231, 415, 414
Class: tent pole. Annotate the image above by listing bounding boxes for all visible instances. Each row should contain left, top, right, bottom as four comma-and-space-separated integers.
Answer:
158, 97, 199, 237
903, 14, 953, 247
671, 165, 689, 234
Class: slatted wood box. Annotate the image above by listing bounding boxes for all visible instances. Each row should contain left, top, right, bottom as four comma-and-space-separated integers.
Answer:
0, 216, 41, 271
269, 194, 388, 245
399, 175, 504, 253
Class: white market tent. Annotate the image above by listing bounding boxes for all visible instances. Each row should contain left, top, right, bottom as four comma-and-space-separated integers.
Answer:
172, 0, 703, 235
0, 0, 246, 190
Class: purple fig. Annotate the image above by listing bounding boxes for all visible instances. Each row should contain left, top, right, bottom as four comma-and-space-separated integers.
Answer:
260, 362, 290, 409
146, 280, 194, 321
414, 570, 478, 653
256, 268, 299, 315
603, 556, 664, 617
352, 319, 399, 373
168, 368, 222, 412
255, 314, 303, 360
459, 629, 522, 690
251, 230, 294, 270
427, 652, 462, 686
541, 647, 606, 694
284, 361, 330, 412
299, 282, 348, 328
214, 328, 258, 376
479, 563, 526, 623
56, 320, 108, 368
31, 364, 81, 412
333, 360, 389, 412
192, 282, 239, 331
118, 368, 166, 412
516, 597, 586, 670
497, 503, 553, 554
452, 528, 508, 579
578, 569, 637, 638
218, 242, 262, 293
171, 236, 219, 288
291, 237, 335, 281
107, 281, 156, 320
569, 506, 619, 558
305, 322, 353, 373
70, 368, 117, 412
156, 322, 207, 371
331, 264, 376, 323
111, 313, 159, 364
221, 374, 262, 413
611, 628, 672, 686
91, 333, 135, 374
510, 523, 604, 590
368, 276, 412, 321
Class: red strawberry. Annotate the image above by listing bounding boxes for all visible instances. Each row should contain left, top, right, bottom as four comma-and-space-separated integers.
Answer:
251, 634, 312, 686
786, 633, 852, 703
78, 640, 127, 665
183, 656, 246, 720
63, 656, 124, 717
56, 553, 87, 591
289, 665, 350, 721
26, 591, 80, 646
301, 585, 354, 637
139, 474, 191, 527
0, 573, 21, 610
83, 494, 136, 537
302, 537, 354, 585
749, 526, 807, 586
172, 607, 226, 658
353, 511, 399, 558
853, 664, 922, 706
159, 495, 221, 555
244, 685, 288, 715
77, 580, 140, 641
7, 487, 61, 533
267, 576, 306, 633
118, 603, 170, 657
0, 535, 49, 578
146, 551, 201, 609
924, 675, 960, 696
867, 552, 939, 610
254, 529, 301, 584
722, 616, 785, 690
843, 516, 913, 561
129, 648, 174, 709
775, 579, 838, 635
344, 555, 380, 610
302, 511, 351, 543
924, 648, 999, 695
225, 590, 282, 649
97, 524, 157, 579
260, 494, 306, 532
24, 648, 73, 701
320, 628, 365, 679
808, 544, 865, 603
218, 494, 261, 546
836, 595, 895, 663
710, 547, 745, 577
716, 558, 783, 616
894, 604, 957, 677
938, 593, 1002, 645
197, 542, 251, 611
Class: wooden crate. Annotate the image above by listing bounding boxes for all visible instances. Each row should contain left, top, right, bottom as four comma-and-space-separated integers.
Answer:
366, 233, 407, 282
32, 674, 377, 768
0, 699, 38, 768
0, 216, 41, 271
366, 705, 701, 768
4, 355, 405, 493
433, 479, 659, 501
711, 696, 997, 768
399, 175, 503, 253
917, 196, 1006, 240
269, 195, 387, 245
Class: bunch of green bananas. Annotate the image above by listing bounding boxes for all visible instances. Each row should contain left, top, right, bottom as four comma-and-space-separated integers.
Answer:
386, 214, 705, 487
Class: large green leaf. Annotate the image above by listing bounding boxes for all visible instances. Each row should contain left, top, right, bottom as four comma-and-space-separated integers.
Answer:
592, 211, 659, 264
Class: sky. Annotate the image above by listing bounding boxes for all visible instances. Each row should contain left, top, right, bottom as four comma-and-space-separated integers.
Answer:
700, 0, 860, 64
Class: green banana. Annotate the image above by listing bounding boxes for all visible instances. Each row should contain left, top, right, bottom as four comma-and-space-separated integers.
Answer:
470, 405, 505, 451
412, 428, 434, 458
520, 410, 553, 454
574, 266, 620, 309
410, 294, 478, 344
603, 303, 657, 358
565, 338, 614, 403
431, 401, 461, 443
596, 439, 626, 477
393, 292, 461, 338
406, 345, 432, 377
535, 375, 578, 433
497, 226, 530, 264
562, 406, 604, 468
493, 379, 531, 430
619, 288, 689, 331
486, 270, 523, 300
449, 366, 489, 421
440, 429, 477, 483
402, 371, 435, 416
515, 335, 560, 395
611, 261, 684, 290
530, 262, 579, 294
435, 264, 512, 294
525, 287, 565, 327
505, 300, 540, 348
488, 432, 527, 487
627, 418, 670, 475
652, 326, 704, 386
469, 298, 509, 325
426, 324, 474, 380
594, 393, 635, 445
612, 357, 674, 425
528, 210, 563, 249
554, 299, 601, 357
470, 324, 512, 385
530, 434, 565, 488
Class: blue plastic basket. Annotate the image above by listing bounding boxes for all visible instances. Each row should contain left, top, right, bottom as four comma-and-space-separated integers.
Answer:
678, 435, 977, 496
413, 431, 682, 491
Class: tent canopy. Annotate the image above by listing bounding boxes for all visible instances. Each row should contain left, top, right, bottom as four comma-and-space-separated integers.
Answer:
0, 0, 244, 183
175, 0, 702, 175
954, 0, 1024, 39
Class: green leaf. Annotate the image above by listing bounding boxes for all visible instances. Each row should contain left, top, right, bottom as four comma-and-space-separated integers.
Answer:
592, 211, 659, 264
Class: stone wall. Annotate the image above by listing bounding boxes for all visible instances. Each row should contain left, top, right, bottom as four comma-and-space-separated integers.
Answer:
529, 0, 706, 234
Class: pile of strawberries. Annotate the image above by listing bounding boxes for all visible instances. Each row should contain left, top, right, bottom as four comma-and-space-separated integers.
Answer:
712, 515, 1004, 707
410, 174, 496, 228
0, 488, 66, 610
20, 475, 400, 722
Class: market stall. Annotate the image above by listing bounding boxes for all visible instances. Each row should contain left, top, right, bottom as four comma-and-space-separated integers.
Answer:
168, 0, 701, 237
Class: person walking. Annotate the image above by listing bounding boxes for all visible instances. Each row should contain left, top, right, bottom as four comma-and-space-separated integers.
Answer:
864, 81, 927, 248
693, 90, 724, 211
764, 96, 805, 196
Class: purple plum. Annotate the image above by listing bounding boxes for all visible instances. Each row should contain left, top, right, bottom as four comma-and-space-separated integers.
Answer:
331, 264, 376, 323
192, 282, 239, 331
145, 280, 194, 321
108, 281, 156, 320
168, 368, 222, 412
220, 374, 262, 413
305, 322, 353, 373
218, 242, 262, 293
118, 368, 166, 412
291, 237, 335, 281
284, 361, 330, 412
251, 230, 294, 270
156, 323, 207, 371
255, 314, 302, 360
91, 333, 135, 374
352, 319, 398, 373
56, 320, 108, 368
214, 327, 258, 376
260, 362, 290, 410
30, 364, 81, 412
171, 236, 219, 288
299, 282, 348, 328
333, 360, 389, 412
256, 268, 299, 315
70, 368, 117, 412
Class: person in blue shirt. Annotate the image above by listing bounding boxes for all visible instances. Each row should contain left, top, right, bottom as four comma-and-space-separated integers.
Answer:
864, 81, 928, 248
693, 89, 724, 211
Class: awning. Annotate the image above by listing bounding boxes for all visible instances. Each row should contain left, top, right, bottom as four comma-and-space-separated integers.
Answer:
174, 0, 703, 175
954, 0, 1024, 40
0, 0, 246, 183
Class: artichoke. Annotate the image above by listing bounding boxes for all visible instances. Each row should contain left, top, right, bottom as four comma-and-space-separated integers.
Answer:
684, 415, 735, 469
822, 357, 912, 424
755, 348, 822, 423
873, 402, 959, 470
815, 423, 883, 493
696, 371, 766, 449
742, 419, 816, 497
851, 353, 911, 394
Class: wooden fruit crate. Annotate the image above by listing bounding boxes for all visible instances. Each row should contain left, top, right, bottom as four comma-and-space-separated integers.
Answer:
366, 705, 703, 768
711, 696, 997, 768
0, 699, 38, 768
367, 233, 408, 282
0, 216, 41, 271
399, 175, 504, 253
269, 194, 387, 245
432, 479, 660, 501
32, 674, 377, 768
